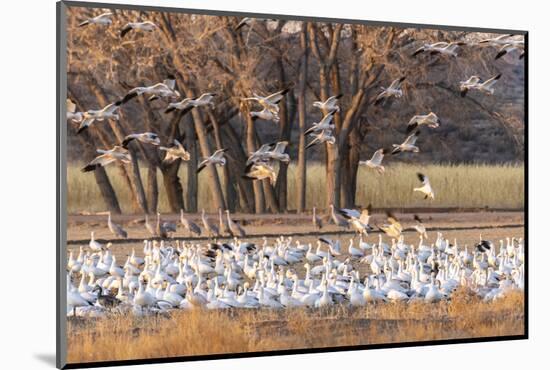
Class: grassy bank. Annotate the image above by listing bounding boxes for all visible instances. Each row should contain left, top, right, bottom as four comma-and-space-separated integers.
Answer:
67, 162, 524, 214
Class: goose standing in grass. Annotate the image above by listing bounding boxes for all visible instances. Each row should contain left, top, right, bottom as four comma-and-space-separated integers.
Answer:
77, 101, 122, 134
359, 148, 388, 174
226, 210, 246, 238
306, 129, 335, 149
180, 210, 201, 237
414, 173, 435, 200
164, 93, 217, 114
78, 12, 113, 27
201, 209, 220, 238
243, 87, 290, 114
391, 131, 420, 155
374, 76, 406, 106
122, 132, 161, 148
81, 146, 131, 172
89, 231, 104, 252
122, 76, 179, 103
406, 112, 441, 133
197, 149, 227, 173
120, 20, 157, 38
160, 139, 190, 162
312, 207, 323, 230
329, 204, 349, 229
412, 41, 465, 58
243, 162, 277, 184
107, 211, 127, 239
460, 74, 501, 97
313, 94, 343, 112
304, 110, 336, 135
66, 99, 83, 123
250, 107, 280, 122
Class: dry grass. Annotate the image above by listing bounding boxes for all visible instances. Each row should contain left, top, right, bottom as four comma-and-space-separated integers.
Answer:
66, 290, 524, 364
67, 162, 524, 214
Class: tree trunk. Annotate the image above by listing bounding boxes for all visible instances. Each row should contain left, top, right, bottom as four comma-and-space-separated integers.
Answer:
184, 114, 198, 212
244, 105, 265, 213
93, 168, 122, 214
147, 163, 158, 213
297, 23, 309, 213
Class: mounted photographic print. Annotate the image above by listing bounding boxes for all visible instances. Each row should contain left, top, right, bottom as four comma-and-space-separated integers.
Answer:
56, 1, 527, 368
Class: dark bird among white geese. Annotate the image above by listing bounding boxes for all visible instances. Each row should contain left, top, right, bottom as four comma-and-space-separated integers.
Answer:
160, 139, 190, 162
81, 146, 131, 172
122, 76, 180, 103
226, 210, 246, 238
414, 173, 435, 200
77, 101, 122, 134
120, 21, 157, 38
122, 132, 161, 148
391, 131, 420, 155
197, 148, 227, 173
201, 209, 221, 238
329, 204, 349, 229
107, 211, 128, 239
78, 12, 113, 27
374, 76, 406, 106
180, 209, 202, 237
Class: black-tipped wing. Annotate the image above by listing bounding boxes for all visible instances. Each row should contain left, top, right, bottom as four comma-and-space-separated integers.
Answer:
120, 25, 133, 38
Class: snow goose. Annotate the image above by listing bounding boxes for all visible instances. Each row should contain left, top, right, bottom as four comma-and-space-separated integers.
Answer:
407, 112, 441, 133
243, 87, 290, 114
164, 93, 217, 114
374, 76, 406, 106
348, 239, 365, 258
120, 20, 157, 38
76, 101, 121, 134
66, 99, 83, 123
460, 74, 501, 97
412, 41, 465, 57
78, 12, 113, 27
412, 214, 428, 239
313, 94, 343, 112
378, 212, 403, 239
81, 145, 131, 172
122, 132, 160, 148
414, 173, 435, 200
304, 110, 336, 135
306, 129, 336, 149
197, 148, 227, 173
265, 141, 290, 163
359, 148, 388, 174
89, 231, 104, 252
391, 131, 420, 155
340, 207, 373, 235
478, 34, 514, 46
107, 211, 127, 239
495, 40, 524, 60
250, 108, 280, 122
122, 76, 179, 103
243, 162, 277, 184
160, 139, 190, 162
247, 142, 275, 165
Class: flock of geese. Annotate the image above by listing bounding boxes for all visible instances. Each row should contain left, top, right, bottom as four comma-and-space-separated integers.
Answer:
67, 12, 524, 315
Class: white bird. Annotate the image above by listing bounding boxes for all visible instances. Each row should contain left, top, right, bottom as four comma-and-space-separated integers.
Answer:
243, 88, 290, 114
89, 231, 104, 252
243, 162, 277, 184
122, 132, 161, 148
78, 12, 113, 27
379, 212, 403, 239
107, 211, 127, 239
478, 34, 514, 46
312, 94, 343, 112
495, 41, 524, 60
374, 76, 406, 106
359, 148, 388, 174
197, 149, 227, 173
66, 99, 83, 123
160, 139, 190, 162
77, 101, 122, 134
414, 173, 435, 200
81, 145, 131, 172
306, 129, 335, 149
391, 131, 420, 155
460, 74, 502, 97
250, 108, 280, 122
407, 112, 441, 133
304, 110, 336, 135
413, 214, 428, 239
412, 41, 465, 57
164, 93, 217, 114
122, 76, 179, 103
120, 21, 157, 38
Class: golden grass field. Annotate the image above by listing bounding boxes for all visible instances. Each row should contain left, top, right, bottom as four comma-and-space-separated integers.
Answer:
67, 289, 524, 364
67, 163, 525, 214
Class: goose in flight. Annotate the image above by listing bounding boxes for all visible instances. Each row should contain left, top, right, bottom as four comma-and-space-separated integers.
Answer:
407, 112, 441, 133
313, 94, 343, 112
391, 131, 420, 155
378, 212, 403, 239
197, 149, 227, 173
359, 148, 388, 174
82, 146, 131, 172
243, 162, 277, 184
77, 101, 122, 134
329, 204, 349, 229
460, 74, 501, 97
412, 41, 465, 57
159, 139, 190, 162
66, 99, 83, 123
414, 173, 435, 200
120, 21, 157, 38
495, 40, 524, 60
413, 214, 428, 239
247, 143, 275, 165
78, 12, 113, 27
122, 76, 180, 103
340, 206, 373, 236
234, 17, 276, 31
479, 34, 514, 46
374, 77, 406, 106
164, 93, 217, 114
243, 87, 290, 114
122, 132, 161, 148
250, 108, 280, 122
306, 129, 336, 149
304, 110, 336, 135
265, 141, 290, 163
107, 211, 128, 239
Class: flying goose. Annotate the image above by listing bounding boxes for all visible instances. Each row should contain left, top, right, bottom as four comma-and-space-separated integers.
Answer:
460, 74, 501, 97
304, 110, 336, 135
247, 143, 275, 165
265, 141, 290, 163
107, 211, 127, 239
78, 12, 113, 27
122, 76, 180, 103
120, 21, 157, 38
414, 173, 435, 200
407, 112, 441, 133
77, 101, 122, 134
413, 214, 428, 239
197, 148, 227, 173
201, 209, 221, 238
329, 204, 349, 228
164, 93, 217, 114
159, 139, 190, 162
478, 34, 514, 46
122, 132, 161, 148
378, 212, 403, 239
243, 162, 277, 184
374, 76, 406, 106
306, 129, 335, 149
359, 148, 388, 174
66, 99, 83, 123
391, 131, 420, 155
312, 207, 323, 230
234, 17, 276, 31
495, 40, 524, 60
312, 94, 343, 112
339, 207, 373, 236
81, 146, 131, 172
412, 41, 465, 57
226, 210, 246, 238
250, 107, 280, 122
243, 87, 290, 114
180, 209, 201, 236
